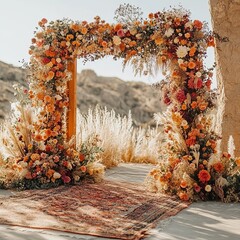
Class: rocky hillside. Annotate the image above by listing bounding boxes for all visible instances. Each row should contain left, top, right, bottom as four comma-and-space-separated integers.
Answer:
0, 61, 163, 126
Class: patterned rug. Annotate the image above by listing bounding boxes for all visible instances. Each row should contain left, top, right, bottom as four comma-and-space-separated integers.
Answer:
0, 180, 189, 240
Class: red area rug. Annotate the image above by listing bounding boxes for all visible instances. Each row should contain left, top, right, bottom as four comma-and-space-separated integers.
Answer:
0, 180, 189, 239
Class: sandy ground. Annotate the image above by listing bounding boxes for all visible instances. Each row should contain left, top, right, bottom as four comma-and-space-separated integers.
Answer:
0, 163, 239, 240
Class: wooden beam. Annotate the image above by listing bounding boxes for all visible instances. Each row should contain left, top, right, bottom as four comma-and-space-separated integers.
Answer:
67, 59, 77, 143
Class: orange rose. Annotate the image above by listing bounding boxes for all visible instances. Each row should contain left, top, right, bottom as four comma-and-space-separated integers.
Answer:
148, 13, 154, 19
81, 27, 88, 35
188, 61, 196, 69
101, 41, 108, 48
193, 20, 203, 29
35, 134, 42, 142
198, 170, 211, 183
180, 180, 188, 188
191, 101, 198, 109
80, 166, 87, 172
179, 192, 189, 201
189, 47, 196, 57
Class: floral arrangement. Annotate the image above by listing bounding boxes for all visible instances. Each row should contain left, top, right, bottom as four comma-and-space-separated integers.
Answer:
0, 4, 239, 198
142, 8, 240, 202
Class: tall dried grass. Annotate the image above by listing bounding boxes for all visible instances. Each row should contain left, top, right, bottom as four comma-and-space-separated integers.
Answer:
77, 106, 164, 168
0, 103, 34, 160
0, 102, 35, 186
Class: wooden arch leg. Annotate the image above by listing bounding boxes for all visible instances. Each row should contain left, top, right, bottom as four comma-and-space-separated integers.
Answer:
67, 59, 77, 143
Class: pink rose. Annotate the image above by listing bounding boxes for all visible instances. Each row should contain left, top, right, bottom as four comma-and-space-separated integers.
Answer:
62, 175, 71, 183
117, 29, 125, 37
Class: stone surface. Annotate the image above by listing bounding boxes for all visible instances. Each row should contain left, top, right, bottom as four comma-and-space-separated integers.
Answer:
0, 61, 162, 126
209, 0, 240, 156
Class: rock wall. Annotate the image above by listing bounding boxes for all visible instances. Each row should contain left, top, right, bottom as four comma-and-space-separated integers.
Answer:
0, 61, 162, 126
209, 0, 240, 156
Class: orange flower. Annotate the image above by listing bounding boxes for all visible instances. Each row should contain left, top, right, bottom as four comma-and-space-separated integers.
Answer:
119, 42, 126, 51
129, 50, 137, 56
184, 33, 191, 39
148, 13, 154, 19
165, 172, 172, 179
44, 128, 52, 137
71, 24, 80, 32
46, 104, 55, 113
36, 92, 45, 100
207, 36, 215, 47
25, 172, 33, 180
46, 71, 55, 81
101, 41, 107, 48
213, 162, 224, 173
114, 23, 122, 32
189, 47, 196, 57
155, 36, 164, 45
60, 41, 66, 47
129, 40, 137, 47
44, 95, 52, 103
35, 134, 42, 141
31, 153, 40, 161
198, 102, 208, 111
191, 101, 198, 109
198, 170, 211, 183
182, 104, 187, 110
179, 192, 189, 201
66, 34, 74, 41
80, 165, 87, 172
46, 169, 55, 178
180, 180, 188, 188
45, 49, 56, 57
193, 20, 203, 29
79, 154, 85, 161
180, 39, 187, 45
235, 158, 240, 167
186, 137, 196, 146
81, 27, 88, 35
188, 61, 196, 69
159, 176, 167, 182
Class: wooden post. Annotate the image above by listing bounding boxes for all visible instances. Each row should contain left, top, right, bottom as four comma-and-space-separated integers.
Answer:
67, 59, 77, 143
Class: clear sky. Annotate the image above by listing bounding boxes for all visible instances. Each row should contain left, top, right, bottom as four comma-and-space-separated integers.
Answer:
0, 0, 214, 85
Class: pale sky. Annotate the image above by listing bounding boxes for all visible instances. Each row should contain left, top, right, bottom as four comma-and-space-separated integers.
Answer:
0, 0, 215, 85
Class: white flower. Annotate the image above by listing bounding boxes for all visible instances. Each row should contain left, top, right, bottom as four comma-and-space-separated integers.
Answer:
205, 185, 212, 192
56, 58, 61, 63
176, 46, 188, 58
113, 36, 121, 45
174, 37, 179, 44
196, 71, 202, 77
178, 59, 184, 65
44, 45, 50, 50
165, 28, 174, 37
55, 95, 62, 101
185, 21, 193, 29
53, 172, 61, 179
181, 120, 188, 127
